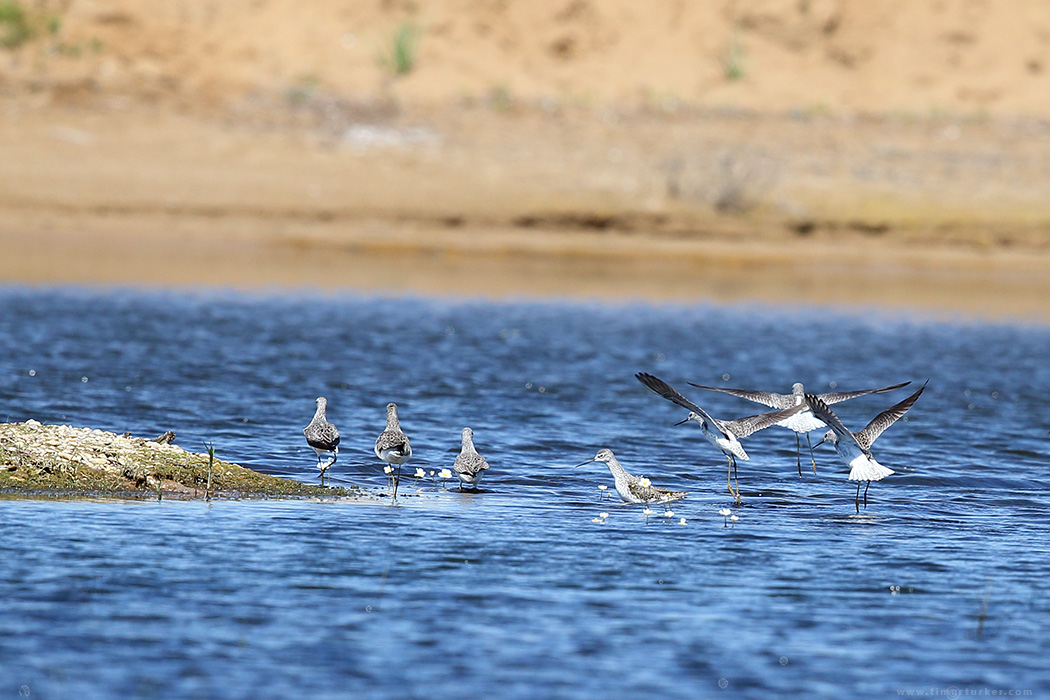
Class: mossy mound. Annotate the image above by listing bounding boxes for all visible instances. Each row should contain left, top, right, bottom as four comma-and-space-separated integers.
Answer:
0, 420, 368, 499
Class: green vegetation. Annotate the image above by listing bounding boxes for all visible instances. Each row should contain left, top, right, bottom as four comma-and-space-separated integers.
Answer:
0, 1, 74, 51
725, 34, 745, 82
380, 21, 418, 76
0, 1, 32, 48
0, 421, 378, 500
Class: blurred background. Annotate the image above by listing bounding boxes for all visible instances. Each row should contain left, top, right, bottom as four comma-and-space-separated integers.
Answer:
2, 0, 1049, 318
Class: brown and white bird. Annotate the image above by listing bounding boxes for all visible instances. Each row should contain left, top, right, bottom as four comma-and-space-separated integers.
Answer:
806, 381, 927, 513
375, 402, 412, 499
452, 427, 490, 490
686, 378, 911, 476
304, 397, 339, 485
636, 372, 806, 503
574, 448, 686, 505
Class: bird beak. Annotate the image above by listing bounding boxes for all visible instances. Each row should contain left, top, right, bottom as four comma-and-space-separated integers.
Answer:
673, 417, 689, 426
814, 437, 827, 448
573, 459, 595, 469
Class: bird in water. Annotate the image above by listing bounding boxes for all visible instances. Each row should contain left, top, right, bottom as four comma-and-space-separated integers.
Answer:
452, 427, 490, 490
375, 402, 412, 500
575, 448, 687, 505
806, 381, 927, 513
686, 378, 911, 476
303, 397, 339, 485
636, 372, 806, 503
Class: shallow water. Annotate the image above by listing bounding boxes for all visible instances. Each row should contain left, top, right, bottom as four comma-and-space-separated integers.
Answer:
1, 288, 1048, 699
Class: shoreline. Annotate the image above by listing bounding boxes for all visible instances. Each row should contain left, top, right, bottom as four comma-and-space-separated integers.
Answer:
4, 219, 1048, 323
3, 103, 1049, 323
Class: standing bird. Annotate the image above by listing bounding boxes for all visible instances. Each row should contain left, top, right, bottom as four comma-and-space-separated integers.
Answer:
636, 372, 805, 503
686, 379, 911, 476
806, 381, 927, 513
303, 397, 340, 485
575, 448, 686, 505
452, 427, 490, 490
375, 402, 412, 500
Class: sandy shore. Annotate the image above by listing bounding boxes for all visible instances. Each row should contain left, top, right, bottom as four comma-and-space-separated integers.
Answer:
2, 102, 1049, 322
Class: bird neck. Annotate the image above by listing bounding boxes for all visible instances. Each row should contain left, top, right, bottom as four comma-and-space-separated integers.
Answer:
386, 408, 401, 431
312, 403, 326, 423
461, 433, 475, 453
604, 456, 629, 480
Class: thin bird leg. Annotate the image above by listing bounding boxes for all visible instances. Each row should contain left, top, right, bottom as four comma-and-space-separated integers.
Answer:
863, 480, 871, 509
391, 464, 403, 503
725, 454, 735, 499
795, 433, 803, 477
807, 433, 817, 474
733, 455, 741, 504
855, 482, 861, 514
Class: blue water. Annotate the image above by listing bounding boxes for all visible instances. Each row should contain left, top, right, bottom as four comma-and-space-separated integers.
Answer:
1, 288, 1048, 699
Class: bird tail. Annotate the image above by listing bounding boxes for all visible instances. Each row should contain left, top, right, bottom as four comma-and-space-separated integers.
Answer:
849, 459, 894, 482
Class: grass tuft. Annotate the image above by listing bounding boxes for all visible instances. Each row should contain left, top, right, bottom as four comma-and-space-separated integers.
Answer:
0, 1, 33, 49
725, 33, 745, 82
380, 21, 418, 76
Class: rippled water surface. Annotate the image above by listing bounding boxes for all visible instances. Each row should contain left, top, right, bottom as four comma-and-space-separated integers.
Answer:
1, 288, 1048, 699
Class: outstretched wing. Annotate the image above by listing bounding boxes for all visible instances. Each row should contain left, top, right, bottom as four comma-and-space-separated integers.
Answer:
635, 373, 722, 430
722, 403, 807, 438
805, 394, 867, 454
818, 380, 912, 405
854, 381, 928, 450
686, 383, 790, 409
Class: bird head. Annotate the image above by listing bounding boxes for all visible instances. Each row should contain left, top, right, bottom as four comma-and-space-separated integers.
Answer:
674, 411, 702, 427
575, 448, 614, 467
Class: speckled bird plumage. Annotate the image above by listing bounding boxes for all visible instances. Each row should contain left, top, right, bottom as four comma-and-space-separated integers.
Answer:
452, 427, 490, 489
374, 402, 412, 466
578, 448, 686, 505
806, 381, 927, 511
304, 397, 339, 481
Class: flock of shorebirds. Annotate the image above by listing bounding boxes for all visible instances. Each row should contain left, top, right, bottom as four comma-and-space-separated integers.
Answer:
304, 398, 489, 499
304, 372, 927, 512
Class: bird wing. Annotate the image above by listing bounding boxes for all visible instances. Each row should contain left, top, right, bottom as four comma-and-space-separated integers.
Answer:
722, 403, 807, 438
818, 380, 912, 405
626, 476, 670, 503
635, 373, 725, 435
454, 452, 489, 475
305, 422, 340, 450
805, 394, 867, 454
653, 486, 687, 500
854, 381, 927, 450
686, 383, 789, 409
375, 429, 410, 452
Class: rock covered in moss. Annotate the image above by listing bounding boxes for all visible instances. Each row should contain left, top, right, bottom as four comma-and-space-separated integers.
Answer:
0, 420, 365, 499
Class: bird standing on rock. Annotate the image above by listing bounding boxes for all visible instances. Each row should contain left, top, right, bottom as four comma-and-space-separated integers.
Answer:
375, 402, 412, 500
304, 397, 339, 485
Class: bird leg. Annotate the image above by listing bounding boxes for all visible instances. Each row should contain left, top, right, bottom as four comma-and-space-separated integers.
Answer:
855, 482, 861, 513
807, 433, 817, 475
733, 455, 741, 504
391, 464, 403, 503
795, 433, 803, 477
726, 455, 743, 503
863, 480, 871, 509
